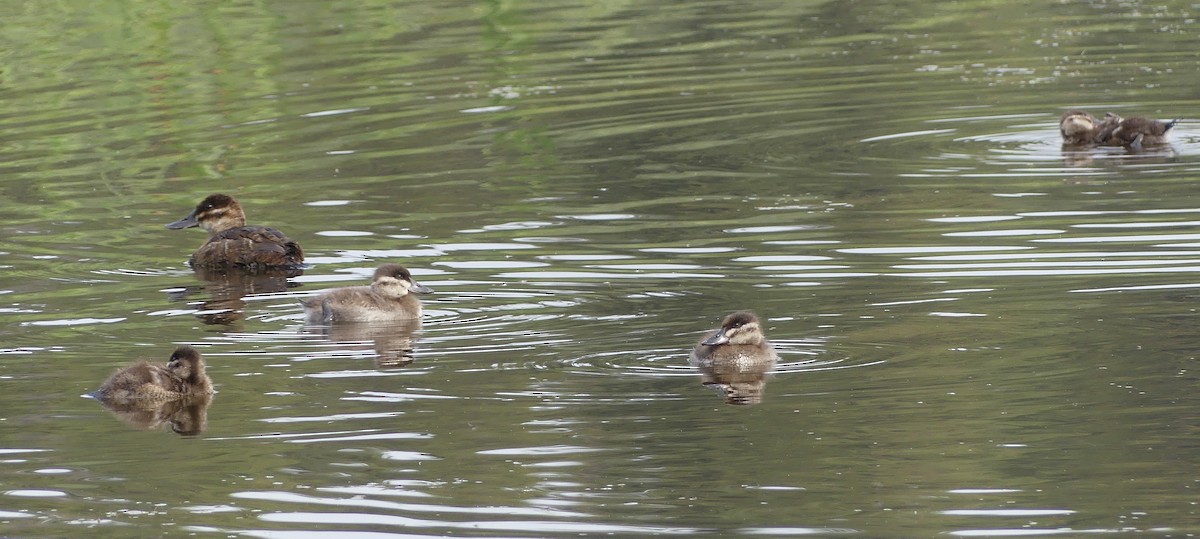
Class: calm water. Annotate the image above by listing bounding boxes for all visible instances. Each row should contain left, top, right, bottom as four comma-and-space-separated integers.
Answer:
2, 0, 1199, 537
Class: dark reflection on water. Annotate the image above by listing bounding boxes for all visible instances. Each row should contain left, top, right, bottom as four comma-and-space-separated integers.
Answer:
167, 267, 302, 326
692, 356, 773, 405
3, 0, 1200, 537
92, 394, 212, 436
303, 320, 421, 368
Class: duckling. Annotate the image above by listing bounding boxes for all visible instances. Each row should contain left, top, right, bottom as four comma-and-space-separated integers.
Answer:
690, 311, 779, 367
95, 346, 214, 402
1060, 110, 1101, 146
1060, 110, 1178, 148
690, 312, 778, 405
301, 263, 433, 324
1094, 112, 1178, 148
165, 193, 304, 271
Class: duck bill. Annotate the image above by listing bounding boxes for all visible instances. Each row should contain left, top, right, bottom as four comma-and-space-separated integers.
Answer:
701, 328, 729, 346
410, 282, 434, 294
165, 211, 200, 230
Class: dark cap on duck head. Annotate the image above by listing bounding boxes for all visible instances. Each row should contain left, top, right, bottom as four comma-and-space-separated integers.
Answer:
165, 194, 239, 229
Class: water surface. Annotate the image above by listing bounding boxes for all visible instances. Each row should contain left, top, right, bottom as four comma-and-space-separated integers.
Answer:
1, 0, 1199, 537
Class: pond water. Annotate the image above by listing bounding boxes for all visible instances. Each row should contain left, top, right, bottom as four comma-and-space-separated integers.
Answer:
1, 0, 1199, 537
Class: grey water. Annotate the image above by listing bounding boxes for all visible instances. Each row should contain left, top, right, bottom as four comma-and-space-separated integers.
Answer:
1, 0, 1198, 537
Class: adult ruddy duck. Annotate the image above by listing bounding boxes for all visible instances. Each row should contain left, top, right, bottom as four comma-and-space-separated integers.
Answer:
301, 263, 433, 323
95, 346, 214, 402
166, 193, 304, 271
1060, 110, 1178, 148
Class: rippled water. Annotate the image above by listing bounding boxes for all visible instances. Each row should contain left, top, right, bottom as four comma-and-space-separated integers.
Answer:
2, 0, 1199, 537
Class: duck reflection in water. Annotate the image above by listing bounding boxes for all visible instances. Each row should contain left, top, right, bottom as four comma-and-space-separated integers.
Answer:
95, 394, 212, 436
168, 266, 302, 326
305, 319, 421, 368
90, 346, 215, 435
689, 311, 778, 405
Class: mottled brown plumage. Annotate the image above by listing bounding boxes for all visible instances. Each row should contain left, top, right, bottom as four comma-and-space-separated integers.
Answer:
95, 346, 214, 402
1095, 112, 1177, 148
301, 263, 433, 323
1060, 110, 1101, 146
166, 193, 304, 270
1060, 110, 1177, 148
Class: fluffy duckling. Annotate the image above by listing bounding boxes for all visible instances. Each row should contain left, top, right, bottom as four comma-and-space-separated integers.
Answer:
1095, 112, 1178, 148
1060, 110, 1178, 148
166, 193, 304, 270
1060, 110, 1102, 146
301, 263, 433, 324
95, 346, 214, 402
690, 311, 779, 367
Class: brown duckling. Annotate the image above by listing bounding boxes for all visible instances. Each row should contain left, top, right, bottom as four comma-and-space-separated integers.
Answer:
166, 193, 304, 271
1060, 110, 1178, 148
1095, 112, 1178, 148
689, 311, 779, 367
1060, 110, 1102, 146
301, 263, 433, 324
95, 346, 214, 402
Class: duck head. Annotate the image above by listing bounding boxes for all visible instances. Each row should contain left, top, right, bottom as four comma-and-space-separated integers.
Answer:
701, 311, 766, 346
166, 346, 207, 383
1060, 110, 1098, 144
371, 263, 434, 298
166, 194, 246, 233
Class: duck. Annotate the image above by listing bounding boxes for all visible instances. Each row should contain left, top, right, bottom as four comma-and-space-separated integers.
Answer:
1060, 110, 1102, 146
95, 346, 214, 402
301, 263, 433, 324
1060, 109, 1178, 148
690, 311, 778, 367
165, 193, 304, 271
1095, 112, 1178, 148
689, 311, 779, 405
